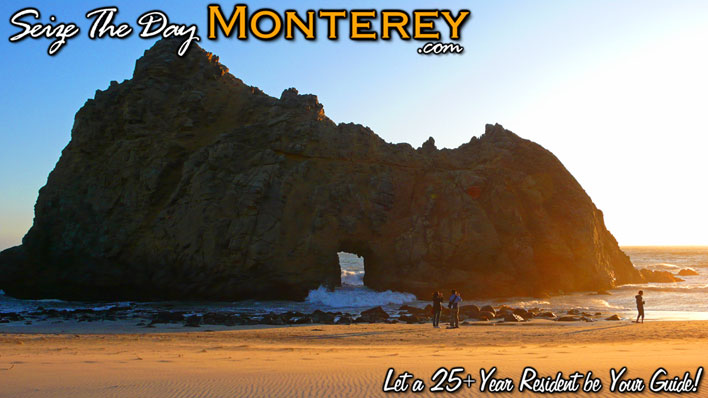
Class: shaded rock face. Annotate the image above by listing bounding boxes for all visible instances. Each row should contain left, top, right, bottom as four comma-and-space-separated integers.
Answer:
0, 39, 645, 301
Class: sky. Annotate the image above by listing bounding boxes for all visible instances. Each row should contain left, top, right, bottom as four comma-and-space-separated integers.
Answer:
0, 0, 706, 250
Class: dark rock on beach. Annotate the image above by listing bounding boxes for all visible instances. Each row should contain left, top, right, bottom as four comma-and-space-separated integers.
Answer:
0, 312, 25, 323
512, 308, 531, 319
184, 315, 202, 327
502, 313, 525, 322
0, 38, 651, 301
536, 311, 556, 318
460, 305, 480, 318
359, 306, 390, 323
150, 311, 186, 324
480, 305, 496, 316
335, 314, 353, 325
261, 313, 286, 325
202, 312, 239, 326
310, 310, 337, 324
399, 314, 422, 324
497, 305, 514, 313
0, 305, 627, 327
466, 304, 481, 313
476, 311, 496, 321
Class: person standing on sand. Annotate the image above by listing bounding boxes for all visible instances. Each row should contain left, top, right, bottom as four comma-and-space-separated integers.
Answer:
448, 290, 462, 328
432, 291, 443, 328
635, 290, 645, 323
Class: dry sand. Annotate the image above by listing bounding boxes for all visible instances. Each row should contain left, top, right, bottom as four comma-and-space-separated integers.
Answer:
1, 320, 706, 397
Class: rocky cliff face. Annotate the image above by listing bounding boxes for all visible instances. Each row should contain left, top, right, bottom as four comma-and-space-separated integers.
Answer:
0, 39, 649, 301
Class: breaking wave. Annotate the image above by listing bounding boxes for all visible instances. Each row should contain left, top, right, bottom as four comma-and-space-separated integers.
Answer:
642, 263, 682, 272
305, 286, 416, 308
306, 252, 416, 308
341, 270, 365, 286
639, 285, 708, 294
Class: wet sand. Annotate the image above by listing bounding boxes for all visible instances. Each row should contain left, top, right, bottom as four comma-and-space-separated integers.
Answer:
1, 320, 706, 397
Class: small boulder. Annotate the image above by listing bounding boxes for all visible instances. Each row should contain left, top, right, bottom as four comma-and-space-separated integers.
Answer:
480, 305, 495, 315
503, 313, 524, 322
477, 311, 495, 321
151, 311, 185, 324
399, 314, 419, 324
460, 305, 480, 318
262, 313, 285, 325
498, 305, 514, 313
334, 314, 353, 325
0, 312, 24, 322
287, 316, 313, 324
311, 310, 336, 324
202, 312, 235, 326
605, 314, 621, 321
359, 306, 389, 323
184, 315, 202, 327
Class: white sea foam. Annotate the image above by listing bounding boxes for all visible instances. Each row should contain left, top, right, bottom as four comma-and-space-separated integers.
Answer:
640, 285, 708, 293
36, 298, 66, 303
302, 251, 417, 308
508, 299, 551, 308
586, 299, 624, 310
305, 286, 416, 308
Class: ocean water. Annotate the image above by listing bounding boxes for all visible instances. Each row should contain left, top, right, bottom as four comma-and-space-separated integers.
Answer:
1, 248, 706, 320
500, 247, 708, 320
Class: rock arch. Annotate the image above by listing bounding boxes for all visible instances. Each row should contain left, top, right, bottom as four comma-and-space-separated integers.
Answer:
0, 39, 644, 301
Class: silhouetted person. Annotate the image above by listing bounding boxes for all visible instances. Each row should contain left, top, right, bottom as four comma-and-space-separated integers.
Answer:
448, 290, 462, 328
635, 290, 645, 323
432, 291, 443, 328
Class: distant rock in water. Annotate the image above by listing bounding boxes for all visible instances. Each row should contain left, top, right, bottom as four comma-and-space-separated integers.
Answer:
677, 268, 699, 277
0, 39, 655, 301
640, 269, 683, 283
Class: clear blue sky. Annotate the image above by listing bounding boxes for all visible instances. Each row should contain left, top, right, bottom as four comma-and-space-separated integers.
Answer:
1, 0, 707, 250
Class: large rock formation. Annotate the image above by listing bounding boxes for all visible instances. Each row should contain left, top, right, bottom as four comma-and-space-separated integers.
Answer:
0, 39, 648, 301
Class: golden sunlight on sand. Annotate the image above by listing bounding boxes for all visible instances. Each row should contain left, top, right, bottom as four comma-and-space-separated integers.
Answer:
1, 321, 706, 397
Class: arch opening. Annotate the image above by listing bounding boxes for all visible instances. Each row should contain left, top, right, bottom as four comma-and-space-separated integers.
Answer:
304, 243, 416, 309
338, 251, 365, 287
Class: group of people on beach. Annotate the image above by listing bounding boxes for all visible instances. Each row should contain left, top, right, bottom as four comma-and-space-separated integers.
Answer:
429, 289, 647, 327
431, 290, 462, 329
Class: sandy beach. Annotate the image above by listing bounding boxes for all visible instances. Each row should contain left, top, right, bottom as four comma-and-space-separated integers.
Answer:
1, 320, 706, 397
